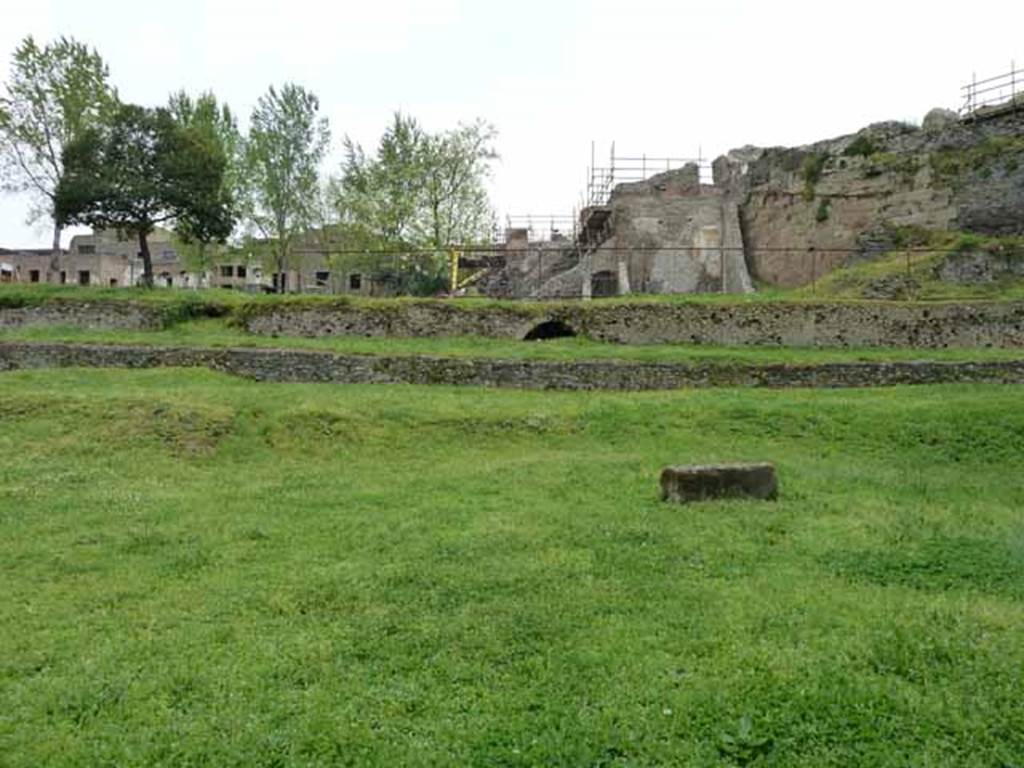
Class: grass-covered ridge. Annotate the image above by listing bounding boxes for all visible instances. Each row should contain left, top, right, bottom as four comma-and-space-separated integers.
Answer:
0, 283, 796, 315
801, 230, 1024, 301
1, 369, 1023, 765
4, 317, 1024, 364
6, 280, 1016, 319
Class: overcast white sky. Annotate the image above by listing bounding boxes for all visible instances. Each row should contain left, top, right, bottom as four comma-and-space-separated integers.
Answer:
1, 0, 1022, 247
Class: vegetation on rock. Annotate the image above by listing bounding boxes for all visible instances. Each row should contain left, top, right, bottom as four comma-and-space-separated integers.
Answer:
800, 152, 827, 201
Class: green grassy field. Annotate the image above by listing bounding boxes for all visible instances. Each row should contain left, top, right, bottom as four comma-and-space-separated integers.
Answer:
1, 369, 1023, 765
4, 317, 1024, 365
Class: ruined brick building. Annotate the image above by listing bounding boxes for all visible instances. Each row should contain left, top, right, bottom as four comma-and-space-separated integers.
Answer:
478, 102, 1023, 298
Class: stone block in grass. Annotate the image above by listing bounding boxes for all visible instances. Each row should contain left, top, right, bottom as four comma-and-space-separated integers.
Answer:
660, 463, 778, 503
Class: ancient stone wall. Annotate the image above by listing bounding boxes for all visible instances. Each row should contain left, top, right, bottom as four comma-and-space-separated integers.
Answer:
498, 112, 1023, 296
600, 168, 753, 294
3, 341, 1023, 391
534, 165, 754, 298
0, 302, 167, 330
714, 111, 1024, 287
242, 300, 1024, 349
243, 301, 545, 340
4, 297, 1023, 349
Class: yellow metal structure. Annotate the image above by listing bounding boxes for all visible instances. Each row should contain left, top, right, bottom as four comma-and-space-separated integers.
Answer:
449, 249, 460, 294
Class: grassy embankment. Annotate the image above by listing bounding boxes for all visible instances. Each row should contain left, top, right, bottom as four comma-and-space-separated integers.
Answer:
0, 283, 793, 315
1, 369, 1023, 765
3, 316, 1024, 365
800, 231, 1024, 302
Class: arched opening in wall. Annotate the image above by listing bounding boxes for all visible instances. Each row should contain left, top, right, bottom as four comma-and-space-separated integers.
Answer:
523, 319, 577, 341
591, 270, 618, 298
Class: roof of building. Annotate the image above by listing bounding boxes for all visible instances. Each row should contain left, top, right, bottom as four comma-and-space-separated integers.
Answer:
0, 247, 64, 256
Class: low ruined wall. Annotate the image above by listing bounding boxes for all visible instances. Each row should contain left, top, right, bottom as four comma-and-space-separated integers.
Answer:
243, 302, 545, 340
0, 302, 166, 330
572, 301, 1024, 347
4, 297, 1023, 349
243, 300, 1024, 349
2, 342, 1024, 391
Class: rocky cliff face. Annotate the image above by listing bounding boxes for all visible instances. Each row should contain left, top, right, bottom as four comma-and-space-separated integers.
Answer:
714, 110, 1024, 287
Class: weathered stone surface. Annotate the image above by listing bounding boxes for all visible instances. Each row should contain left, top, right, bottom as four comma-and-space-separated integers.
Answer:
241, 300, 1024, 349
716, 111, 1024, 288
5, 298, 1024, 349
660, 463, 778, 503
936, 249, 1024, 284
922, 108, 958, 133
0, 302, 166, 330
590, 168, 753, 296
3, 342, 1024, 390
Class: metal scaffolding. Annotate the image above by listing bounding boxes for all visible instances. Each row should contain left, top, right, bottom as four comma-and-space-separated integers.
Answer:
960, 62, 1022, 117
584, 141, 712, 207
501, 214, 578, 243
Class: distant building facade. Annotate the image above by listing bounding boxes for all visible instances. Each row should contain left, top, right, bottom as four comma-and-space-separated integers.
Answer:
2, 228, 397, 296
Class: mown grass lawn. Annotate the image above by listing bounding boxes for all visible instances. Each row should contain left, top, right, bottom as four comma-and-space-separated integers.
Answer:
1, 370, 1023, 766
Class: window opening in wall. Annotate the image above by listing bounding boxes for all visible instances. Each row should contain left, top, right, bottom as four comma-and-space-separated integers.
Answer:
60, 271, 66, 284
220, 265, 234, 277
29, 269, 40, 283
236, 265, 247, 279
349, 273, 362, 291
77, 270, 90, 285
316, 271, 330, 286
109, 278, 118, 286
590, 270, 618, 298
78, 244, 95, 255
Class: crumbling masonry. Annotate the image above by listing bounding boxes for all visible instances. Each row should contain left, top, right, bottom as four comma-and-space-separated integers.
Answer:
483, 106, 1024, 298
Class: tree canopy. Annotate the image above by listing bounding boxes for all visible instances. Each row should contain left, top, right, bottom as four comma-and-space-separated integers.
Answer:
244, 83, 330, 291
167, 91, 244, 276
56, 102, 234, 286
332, 114, 496, 292
2, 37, 502, 295
336, 113, 497, 252
0, 35, 115, 270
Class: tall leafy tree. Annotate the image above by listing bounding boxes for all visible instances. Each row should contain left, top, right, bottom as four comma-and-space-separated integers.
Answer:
0, 36, 115, 277
420, 119, 497, 249
336, 113, 427, 251
168, 90, 244, 206
167, 90, 244, 277
333, 114, 497, 293
56, 103, 234, 286
244, 83, 330, 292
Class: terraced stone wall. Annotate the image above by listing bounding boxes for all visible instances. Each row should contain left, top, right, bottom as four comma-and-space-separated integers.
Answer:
242, 300, 1024, 349
2, 342, 1024, 390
